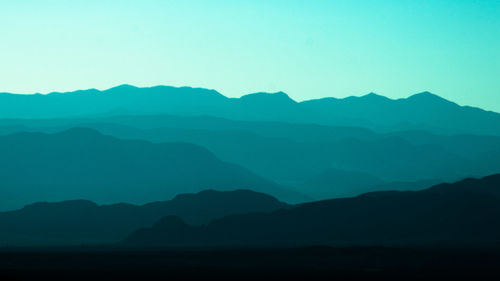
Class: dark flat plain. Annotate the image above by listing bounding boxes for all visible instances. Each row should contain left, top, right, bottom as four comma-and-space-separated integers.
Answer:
1, 246, 500, 281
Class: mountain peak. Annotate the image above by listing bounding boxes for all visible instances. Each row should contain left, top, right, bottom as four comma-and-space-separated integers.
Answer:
360, 92, 391, 101
240, 91, 297, 104
407, 91, 450, 103
107, 84, 139, 91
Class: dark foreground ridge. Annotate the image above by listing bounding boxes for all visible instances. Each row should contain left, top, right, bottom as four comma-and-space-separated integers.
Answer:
125, 174, 500, 247
1, 246, 500, 281
0, 189, 288, 246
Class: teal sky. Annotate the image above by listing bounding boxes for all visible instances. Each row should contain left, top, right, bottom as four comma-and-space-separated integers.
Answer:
1, 0, 499, 111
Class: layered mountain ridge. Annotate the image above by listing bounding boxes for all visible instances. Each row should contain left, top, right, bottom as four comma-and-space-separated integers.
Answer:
125, 174, 500, 247
0, 189, 288, 246
1, 85, 499, 136
0, 128, 304, 210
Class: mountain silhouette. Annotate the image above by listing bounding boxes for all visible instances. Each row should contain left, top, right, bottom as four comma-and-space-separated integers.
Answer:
3, 113, 497, 160
1, 85, 500, 135
2, 115, 500, 199
0, 189, 288, 246
0, 128, 306, 210
125, 174, 500, 247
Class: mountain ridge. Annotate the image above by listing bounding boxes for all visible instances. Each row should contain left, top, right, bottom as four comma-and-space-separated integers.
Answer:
125, 173, 500, 247
0, 189, 289, 246
1, 114, 500, 199
0, 128, 306, 210
1, 84, 497, 135
0, 85, 469, 105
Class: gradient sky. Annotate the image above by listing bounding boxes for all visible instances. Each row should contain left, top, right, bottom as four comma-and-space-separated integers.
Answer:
1, 0, 499, 111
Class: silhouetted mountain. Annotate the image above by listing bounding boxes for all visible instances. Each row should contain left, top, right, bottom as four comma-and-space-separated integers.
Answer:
0, 85, 227, 119
1, 85, 500, 135
125, 174, 500, 247
0, 114, 377, 142
0, 190, 288, 246
2, 113, 497, 160
300, 91, 500, 135
1, 115, 500, 199
0, 128, 306, 210
0, 121, 490, 181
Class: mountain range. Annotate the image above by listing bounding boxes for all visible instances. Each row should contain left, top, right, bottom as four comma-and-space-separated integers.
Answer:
0, 84, 499, 250
1, 85, 500, 205
0, 128, 304, 210
125, 174, 500, 247
3, 174, 500, 247
0, 189, 288, 246
1, 114, 499, 201
1, 85, 500, 136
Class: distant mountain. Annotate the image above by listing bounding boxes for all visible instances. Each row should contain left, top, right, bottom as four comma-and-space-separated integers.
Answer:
2, 113, 497, 160
0, 113, 377, 142
0, 85, 227, 119
300, 91, 500, 135
0, 190, 288, 246
1, 85, 500, 135
1, 115, 500, 199
125, 174, 500, 247
0, 128, 305, 210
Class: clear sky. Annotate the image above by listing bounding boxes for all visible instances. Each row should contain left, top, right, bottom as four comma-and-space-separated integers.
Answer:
1, 0, 499, 111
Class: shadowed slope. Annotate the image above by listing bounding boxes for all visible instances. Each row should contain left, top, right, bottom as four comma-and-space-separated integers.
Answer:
125, 174, 500, 247
0, 190, 288, 246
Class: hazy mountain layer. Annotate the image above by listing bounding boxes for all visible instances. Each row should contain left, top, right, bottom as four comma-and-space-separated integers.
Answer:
0, 128, 305, 210
1, 115, 499, 199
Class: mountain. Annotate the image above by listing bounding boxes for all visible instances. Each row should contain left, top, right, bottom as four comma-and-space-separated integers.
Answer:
0, 118, 492, 182
300, 91, 500, 135
0, 113, 378, 142
0, 128, 305, 211
1, 85, 500, 135
0, 85, 228, 119
0, 190, 288, 246
2, 113, 498, 160
1, 115, 500, 199
125, 174, 500, 247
